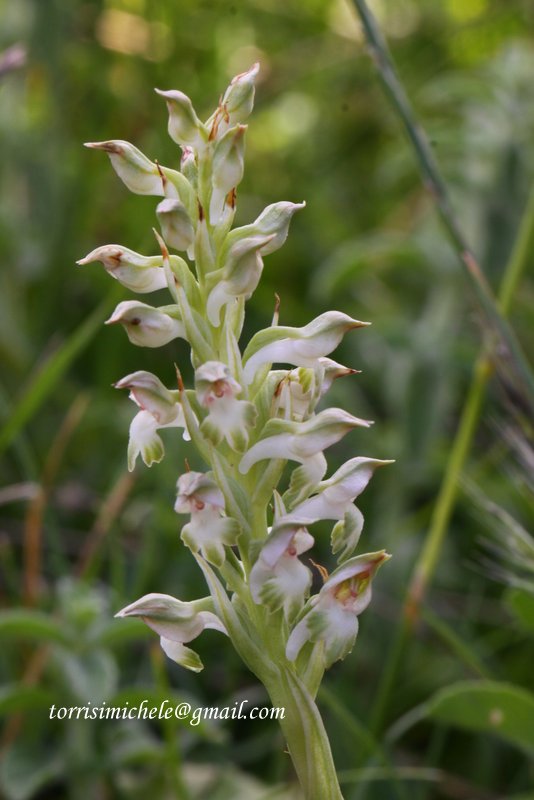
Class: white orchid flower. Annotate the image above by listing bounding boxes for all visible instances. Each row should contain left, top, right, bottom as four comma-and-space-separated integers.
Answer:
290, 457, 393, 524
206, 234, 275, 326
195, 361, 257, 452
115, 592, 226, 672
250, 522, 314, 620
242, 311, 369, 384
114, 370, 182, 425
239, 408, 372, 475
105, 300, 185, 348
175, 472, 239, 566
286, 551, 390, 667
115, 371, 192, 471
76, 244, 167, 294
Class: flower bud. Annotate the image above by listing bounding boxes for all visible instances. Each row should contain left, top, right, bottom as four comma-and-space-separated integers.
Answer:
156, 198, 195, 253
180, 146, 197, 186
210, 124, 247, 224
77, 244, 166, 294
105, 300, 185, 348
222, 62, 260, 125
243, 311, 369, 384
84, 140, 163, 195
155, 89, 206, 148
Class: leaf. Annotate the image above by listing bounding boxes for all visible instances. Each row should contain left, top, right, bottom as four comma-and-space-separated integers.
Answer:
0, 743, 64, 800
426, 680, 534, 756
90, 616, 153, 647
506, 589, 534, 633
0, 685, 55, 718
0, 291, 118, 456
51, 648, 118, 704
0, 610, 69, 644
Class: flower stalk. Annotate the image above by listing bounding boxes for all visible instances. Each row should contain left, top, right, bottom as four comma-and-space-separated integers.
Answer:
80, 64, 391, 799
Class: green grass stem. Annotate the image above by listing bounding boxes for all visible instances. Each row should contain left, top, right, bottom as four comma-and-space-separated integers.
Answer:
350, 0, 534, 414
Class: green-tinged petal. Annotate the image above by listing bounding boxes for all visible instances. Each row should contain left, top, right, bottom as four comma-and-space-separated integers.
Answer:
160, 638, 204, 672
127, 410, 164, 471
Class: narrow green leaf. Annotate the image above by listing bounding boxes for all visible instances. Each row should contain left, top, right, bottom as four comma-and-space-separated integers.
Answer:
0, 610, 68, 644
0, 291, 118, 456
0, 685, 55, 717
506, 589, 534, 633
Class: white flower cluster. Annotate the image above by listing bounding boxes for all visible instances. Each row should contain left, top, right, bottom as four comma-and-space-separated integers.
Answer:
80, 65, 391, 676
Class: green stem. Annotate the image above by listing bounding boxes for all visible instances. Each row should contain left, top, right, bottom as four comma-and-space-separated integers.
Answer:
263, 667, 345, 800
350, 0, 534, 414
370, 186, 534, 733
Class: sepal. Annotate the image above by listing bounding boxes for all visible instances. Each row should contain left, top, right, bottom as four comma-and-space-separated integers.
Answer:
156, 198, 195, 254
155, 88, 207, 148
84, 140, 163, 195
206, 234, 275, 325
223, 201, 305, 260
239, 408, 372, 474
243, 311, 369, 384
210, 124, 246, 223
291, 457, 393, 523
76, 245, 167, 294
105, 300, 185, 348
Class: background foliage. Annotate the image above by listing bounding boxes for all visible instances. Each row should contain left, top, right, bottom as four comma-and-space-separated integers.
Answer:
0, 0, 533, 797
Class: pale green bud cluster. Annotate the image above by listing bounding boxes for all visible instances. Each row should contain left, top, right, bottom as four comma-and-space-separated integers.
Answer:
80, 64, 391, 686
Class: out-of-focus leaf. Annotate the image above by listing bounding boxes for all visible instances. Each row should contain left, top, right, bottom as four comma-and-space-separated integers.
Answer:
91, 616, 153, 647
0, 292, 118, 457
0, 743, 64, 800
0, 684, 55, 717
0, 610, 68, 644
426, 680, 534, 756
506, 589, 534, 632
51, 647, 118, 704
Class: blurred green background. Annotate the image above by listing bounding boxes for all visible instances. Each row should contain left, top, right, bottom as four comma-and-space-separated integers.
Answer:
0, 0, 533, 798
